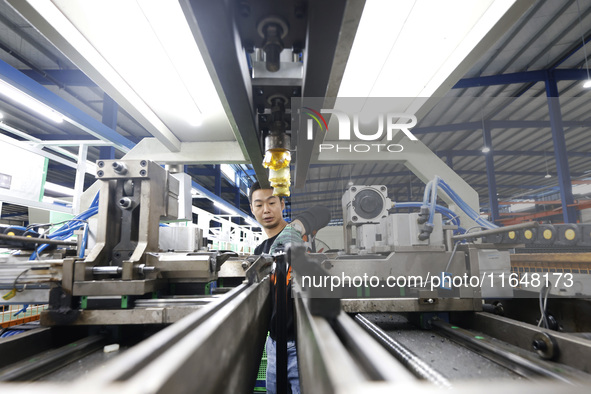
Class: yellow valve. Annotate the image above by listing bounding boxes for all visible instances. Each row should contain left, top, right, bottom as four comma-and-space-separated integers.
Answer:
543, 229, 553, 240
268, 166, 291, 197
263, 149, 291, 197
263, 149, 291, 171
565, 229, 576, 241
7, 231, 14, 236
508, 231, 516, 240
524, 230, 533, 240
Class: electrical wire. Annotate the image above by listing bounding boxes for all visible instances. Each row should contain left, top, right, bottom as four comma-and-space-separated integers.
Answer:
29, 192, 100, 260
537, 284, 552, 328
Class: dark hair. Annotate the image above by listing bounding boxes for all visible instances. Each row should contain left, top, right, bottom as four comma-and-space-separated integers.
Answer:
249, 181, 284, 204
248, 181, 262, 203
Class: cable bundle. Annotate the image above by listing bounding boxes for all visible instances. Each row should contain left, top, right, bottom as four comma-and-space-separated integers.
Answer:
397, 176, 497, 237
29, 192, 99, 260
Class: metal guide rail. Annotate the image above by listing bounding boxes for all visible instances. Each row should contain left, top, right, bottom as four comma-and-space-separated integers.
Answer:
0, 277, 271, 393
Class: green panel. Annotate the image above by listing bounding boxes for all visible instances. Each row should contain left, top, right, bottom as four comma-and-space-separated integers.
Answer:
38, 158, 48, 201
49, 211, 75, 234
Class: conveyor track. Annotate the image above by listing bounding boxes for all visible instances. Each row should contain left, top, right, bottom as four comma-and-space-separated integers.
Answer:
357, 312, 591, 384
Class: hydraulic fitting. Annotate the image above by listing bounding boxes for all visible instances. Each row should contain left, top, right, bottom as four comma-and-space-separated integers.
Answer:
257, 16, 289, 72
417, 205, 430, 224
418, 223, 434, 241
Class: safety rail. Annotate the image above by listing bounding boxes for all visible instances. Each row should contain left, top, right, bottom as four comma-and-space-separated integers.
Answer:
0, 304, 48, 328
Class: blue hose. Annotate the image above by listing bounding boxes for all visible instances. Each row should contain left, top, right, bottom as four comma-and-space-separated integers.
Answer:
30, 192, 100, 260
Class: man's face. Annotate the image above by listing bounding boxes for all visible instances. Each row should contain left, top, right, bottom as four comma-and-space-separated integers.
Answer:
250, 188, 285, 231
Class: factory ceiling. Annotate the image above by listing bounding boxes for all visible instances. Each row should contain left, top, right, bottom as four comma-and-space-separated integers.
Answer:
0, 0, 590, 225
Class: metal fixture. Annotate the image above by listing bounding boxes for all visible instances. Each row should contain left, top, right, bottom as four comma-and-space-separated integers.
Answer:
257, 16, 289, 72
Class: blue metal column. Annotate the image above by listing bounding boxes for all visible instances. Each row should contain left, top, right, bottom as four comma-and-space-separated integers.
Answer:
483, 128, 499, 223
545, 71, 577, 223
99, 94, 117, 160
446, 155, 453, 169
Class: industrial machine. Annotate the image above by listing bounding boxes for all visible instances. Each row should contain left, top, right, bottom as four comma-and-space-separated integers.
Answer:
2, 168, 591, 393
1, 0, 591, 393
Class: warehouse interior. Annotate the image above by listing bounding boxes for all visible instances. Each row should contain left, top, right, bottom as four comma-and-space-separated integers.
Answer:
1, 0, 591, 393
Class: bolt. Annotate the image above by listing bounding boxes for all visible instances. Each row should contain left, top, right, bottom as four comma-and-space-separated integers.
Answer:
97, 170, 104, 177
352, 216, 358, 221
532, 339, 547, 352
97, 161, 104, 168
140, 170, 147, 176
262, 23, 283, 72
140, 160, 147, 167
119, 197, 132, 209
112, 161, 127, 175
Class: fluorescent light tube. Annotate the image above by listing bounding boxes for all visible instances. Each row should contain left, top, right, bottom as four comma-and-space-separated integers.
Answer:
0, 79, 64, 123
44, 181, 75, 196
213, 200, 237, 215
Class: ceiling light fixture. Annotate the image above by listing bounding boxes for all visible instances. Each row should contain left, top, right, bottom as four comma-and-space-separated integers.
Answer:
480, 97, 490, 154
0, 79, 64, 123
339, 0, 516, 99
212, 200, 238, 215
543, 149, 552, 178
576, 0, 591, 88
15, 0, 219, 147
44, 181, 75, 196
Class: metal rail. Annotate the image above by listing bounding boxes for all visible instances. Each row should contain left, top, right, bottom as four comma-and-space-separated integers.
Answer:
430, 318, 581, 384
0, 335, 106, 381
354, 314, 452, 388
0, 233, 77, 246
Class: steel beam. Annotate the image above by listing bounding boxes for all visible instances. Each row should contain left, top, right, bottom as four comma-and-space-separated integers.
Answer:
20, 69, 95, 86
180, 0, 266, 185
99, 94, 118, 160
413, 120, 590, 135
545, 71, 577, 223
0, 58, 134, 152
439, 149, 591, 157
295, 0, 361, 187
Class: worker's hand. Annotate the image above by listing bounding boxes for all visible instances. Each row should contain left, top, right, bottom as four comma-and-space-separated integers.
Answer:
293, 206, 331, 240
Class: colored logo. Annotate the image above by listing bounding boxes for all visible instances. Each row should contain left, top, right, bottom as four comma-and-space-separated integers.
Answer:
302, 107, 328, 133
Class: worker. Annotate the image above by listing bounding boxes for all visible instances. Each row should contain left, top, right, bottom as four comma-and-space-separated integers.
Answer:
249, 181, 330, 394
